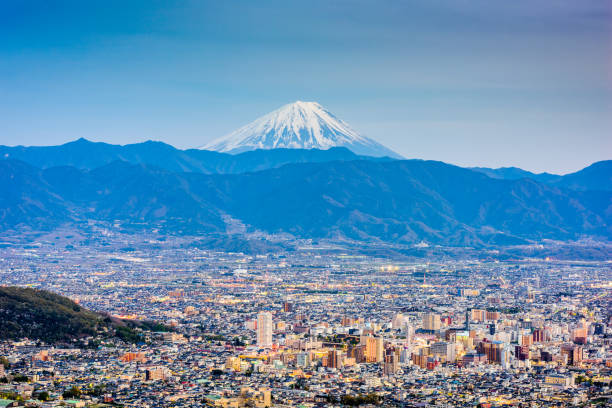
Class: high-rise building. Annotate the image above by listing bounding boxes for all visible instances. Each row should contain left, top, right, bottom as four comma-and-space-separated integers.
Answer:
349, 345, 366, 363
471, 309, 486, 322
405, 322, 414, 343
479, 341, 504, 364
520, 334, 532, 347
423, 313, 441, 331
540, 350, 553, 362
392, 313, 407, 330
225, 356, 242, 372
364, 336, 384, 363
412, 353, 428, 368
282, 302, 293, 313
326, 349, 343, 369
296, 352, 310, 368
532, 328, 545, 343
561, 344, 583, 366
485, 311, 500, 321
383, 349, 399, 375
400, 346, 412, 364
454, 330, 472, 350
515, 345, 529, 361
257, 311, 273, 347
245, 319, 257, 331
572, 324, 588, 345
501, 345, 513, 369
431, 341, 456, 363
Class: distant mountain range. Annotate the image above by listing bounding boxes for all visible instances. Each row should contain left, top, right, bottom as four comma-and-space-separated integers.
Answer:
201, 101, 402, 158
0, 138, 390, 174
470, 166, 561, 183
1, 138, 610, 191
1, 151, 609, 246
471, 162, 612, 192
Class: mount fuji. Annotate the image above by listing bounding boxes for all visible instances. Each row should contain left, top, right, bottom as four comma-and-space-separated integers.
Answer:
201, 101, 402, 158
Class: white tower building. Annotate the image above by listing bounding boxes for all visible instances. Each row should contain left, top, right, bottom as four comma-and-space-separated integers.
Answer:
257, 311, 273, 347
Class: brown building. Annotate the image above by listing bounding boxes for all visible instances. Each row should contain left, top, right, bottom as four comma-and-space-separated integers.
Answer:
412, 353, 428, 369
540, 350, 553, 362
479, 341, 503, 364
561, 344, 583, 366
515, 345, 529, 361
532, 328, 545, 343
325, 349, 343, 369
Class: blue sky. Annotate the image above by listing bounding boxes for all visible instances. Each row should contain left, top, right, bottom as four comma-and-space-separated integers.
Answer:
1, 0, 610, 173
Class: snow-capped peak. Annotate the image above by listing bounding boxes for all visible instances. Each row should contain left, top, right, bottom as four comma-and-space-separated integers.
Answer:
200, 101, 401, 158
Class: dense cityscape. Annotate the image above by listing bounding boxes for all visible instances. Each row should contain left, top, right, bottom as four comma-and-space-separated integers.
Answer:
2, 1, 611, 407
0, 231, 610, 407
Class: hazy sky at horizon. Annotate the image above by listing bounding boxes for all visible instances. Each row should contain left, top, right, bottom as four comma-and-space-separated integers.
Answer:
1, 0, 610, 174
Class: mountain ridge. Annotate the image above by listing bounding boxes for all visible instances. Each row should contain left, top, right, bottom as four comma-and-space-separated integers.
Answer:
0, 138, 392, 174
471, 161, 612, 191
1, 158, 609, 246
470, 166, 561, 183
2, 138, 609, 192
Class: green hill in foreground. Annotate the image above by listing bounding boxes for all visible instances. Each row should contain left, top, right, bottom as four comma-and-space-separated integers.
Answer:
0, 286, 169, 344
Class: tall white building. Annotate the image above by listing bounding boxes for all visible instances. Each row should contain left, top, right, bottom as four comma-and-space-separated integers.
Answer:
392, 313, 407, 330
257, 311, 273, 347
501, 345, 513, 369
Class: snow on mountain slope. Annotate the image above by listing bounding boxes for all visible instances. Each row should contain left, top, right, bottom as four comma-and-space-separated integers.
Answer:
201, 101, 402, 158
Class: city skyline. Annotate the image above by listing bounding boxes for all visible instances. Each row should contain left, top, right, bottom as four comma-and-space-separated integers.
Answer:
1, 234, 609, 407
